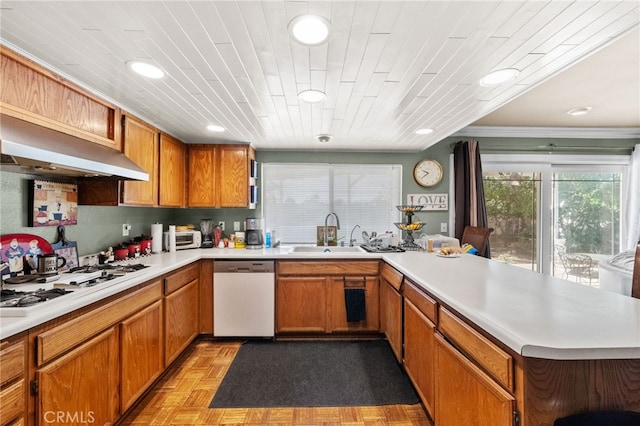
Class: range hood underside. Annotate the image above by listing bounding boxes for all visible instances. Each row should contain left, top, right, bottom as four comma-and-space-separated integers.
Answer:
0, 115, 149, 181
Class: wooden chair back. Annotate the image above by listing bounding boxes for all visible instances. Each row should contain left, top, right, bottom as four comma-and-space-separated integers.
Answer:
461, 226, 494, 258
632, 240, 640, 299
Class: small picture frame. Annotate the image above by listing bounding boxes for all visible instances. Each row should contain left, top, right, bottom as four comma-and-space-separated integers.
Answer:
317, 226, 338, 246
29, 180, 78, 227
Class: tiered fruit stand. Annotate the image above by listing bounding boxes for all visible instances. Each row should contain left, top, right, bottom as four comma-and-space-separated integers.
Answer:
395, 205, 425, 250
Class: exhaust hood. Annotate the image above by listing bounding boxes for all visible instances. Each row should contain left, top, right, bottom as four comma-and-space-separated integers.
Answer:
0, 115, 149, 180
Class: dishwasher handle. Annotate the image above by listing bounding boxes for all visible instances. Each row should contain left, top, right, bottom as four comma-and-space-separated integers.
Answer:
214, 260, 275, 273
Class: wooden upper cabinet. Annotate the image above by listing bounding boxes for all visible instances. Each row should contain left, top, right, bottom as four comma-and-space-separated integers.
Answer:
188, 145, 217, 207
217, 145, 250, 207
121, 114, 159, 206
159, 133, 186, 207
187, 144, 254, 207
0, 46, 121, 150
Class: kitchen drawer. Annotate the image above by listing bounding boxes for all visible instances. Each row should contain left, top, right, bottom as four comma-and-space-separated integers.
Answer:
0, 339, 25, 386
381, 263, 403, 291
0, 379, 24, 425
165, 263, 199, 295
403, 279, 437, 324
37, 280, 162, 366
277, 260, 379, 276
439, 307, 514, 391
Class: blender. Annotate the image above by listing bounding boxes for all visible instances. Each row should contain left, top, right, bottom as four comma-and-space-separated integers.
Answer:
200, 219, 214, 248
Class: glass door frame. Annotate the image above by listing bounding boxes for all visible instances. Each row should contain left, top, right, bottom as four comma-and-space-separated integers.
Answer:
479, 154, 629, 276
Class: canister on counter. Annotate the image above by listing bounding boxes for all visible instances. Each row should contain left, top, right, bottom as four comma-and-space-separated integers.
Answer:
234, 232, 245, 248
427, 239, 434, 252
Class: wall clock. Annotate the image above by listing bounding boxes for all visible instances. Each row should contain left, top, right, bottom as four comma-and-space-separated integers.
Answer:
413, 159, 443, 187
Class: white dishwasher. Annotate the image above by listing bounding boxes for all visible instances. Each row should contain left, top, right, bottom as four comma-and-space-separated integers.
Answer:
213, 260, 275, 337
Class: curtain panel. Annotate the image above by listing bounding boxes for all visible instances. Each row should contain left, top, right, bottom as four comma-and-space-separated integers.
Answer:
453, 140, 491, 257
625, 144, 640, 250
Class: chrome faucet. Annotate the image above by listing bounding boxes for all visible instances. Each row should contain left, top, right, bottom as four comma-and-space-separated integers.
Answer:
324, 212, 341, 246
349, 224, 360, 246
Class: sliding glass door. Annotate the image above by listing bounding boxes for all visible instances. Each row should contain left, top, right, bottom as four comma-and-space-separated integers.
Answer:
484, 172, 540, 271
482, 155, 627, 287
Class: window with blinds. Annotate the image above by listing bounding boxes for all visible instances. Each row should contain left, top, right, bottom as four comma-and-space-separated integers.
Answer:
263, 163, 403, 244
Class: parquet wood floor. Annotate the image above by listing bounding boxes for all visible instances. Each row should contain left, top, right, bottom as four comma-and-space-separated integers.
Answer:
118, 339, 433, 425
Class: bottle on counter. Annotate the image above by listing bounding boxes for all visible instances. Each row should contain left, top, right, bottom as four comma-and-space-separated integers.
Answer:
265, 229, 272, 248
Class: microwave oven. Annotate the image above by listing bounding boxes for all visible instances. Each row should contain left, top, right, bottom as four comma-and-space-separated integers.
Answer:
164, 230, 202, 251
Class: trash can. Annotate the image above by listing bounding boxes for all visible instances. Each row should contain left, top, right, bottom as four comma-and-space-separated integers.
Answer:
554, 410, 640, 426
599, 250, 634, 296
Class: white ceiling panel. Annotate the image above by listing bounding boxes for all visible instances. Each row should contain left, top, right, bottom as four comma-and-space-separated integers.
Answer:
0, 1, 638, 152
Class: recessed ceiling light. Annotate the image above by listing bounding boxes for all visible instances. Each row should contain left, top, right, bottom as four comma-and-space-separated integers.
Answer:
206, 124, 225, 132
126, 60, 165, 79
567, 106, 592, 116
415, 128, 435, 135
298, 89, 326, 103
479, 68, 520, 87
288, 14, 330, 46
316, 134, 332, 143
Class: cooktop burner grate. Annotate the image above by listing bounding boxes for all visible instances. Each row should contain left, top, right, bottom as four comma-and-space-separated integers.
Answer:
0, 288, 73, 307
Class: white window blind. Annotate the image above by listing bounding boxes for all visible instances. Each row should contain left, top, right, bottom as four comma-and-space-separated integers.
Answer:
263, 163, 402, 244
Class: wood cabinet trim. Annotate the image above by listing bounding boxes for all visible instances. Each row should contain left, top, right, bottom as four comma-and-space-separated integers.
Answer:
439, 307, 514, 392
0, 379, 25, 425
381, 263, 403, 291
0, 339, 26, 387
403, 279, 437, 324
277, 260, 380, 276
37, 280, 162, 366
164, 263, 200, 295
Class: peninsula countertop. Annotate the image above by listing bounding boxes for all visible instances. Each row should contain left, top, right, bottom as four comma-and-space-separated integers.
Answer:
1, 247, 638, 361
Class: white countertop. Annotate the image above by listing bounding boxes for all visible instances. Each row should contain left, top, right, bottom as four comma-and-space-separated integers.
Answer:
1, 247, 639, 361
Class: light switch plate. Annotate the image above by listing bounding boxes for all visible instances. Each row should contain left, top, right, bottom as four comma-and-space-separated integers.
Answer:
218, 221, 225, 231
440, 222, 447, 233
233, 221, 241, 231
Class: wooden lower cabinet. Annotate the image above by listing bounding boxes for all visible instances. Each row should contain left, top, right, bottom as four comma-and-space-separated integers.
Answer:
164, 264, 200, 365
120, 300, 164, 412
276, 260, 380, 335
276, 276, 328, 333
403, 298, 437, 420
435, 332, 515, 426
36, 328, 119, 426
329, 276, 379, 332
379, 264, 403, 363
0, 335, 27, 426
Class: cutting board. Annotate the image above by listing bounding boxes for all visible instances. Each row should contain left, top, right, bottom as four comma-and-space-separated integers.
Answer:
1, 233, 54, 276
50, 225, 79, 272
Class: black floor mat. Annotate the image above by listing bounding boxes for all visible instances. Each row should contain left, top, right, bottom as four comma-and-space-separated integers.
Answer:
209, 340, 419, 408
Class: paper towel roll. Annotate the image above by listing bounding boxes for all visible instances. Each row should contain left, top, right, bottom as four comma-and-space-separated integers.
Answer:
151, 223, 163, 253
168, 225, 176, 252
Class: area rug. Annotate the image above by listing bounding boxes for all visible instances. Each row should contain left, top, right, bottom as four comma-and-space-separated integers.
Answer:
209, 340, 419, 408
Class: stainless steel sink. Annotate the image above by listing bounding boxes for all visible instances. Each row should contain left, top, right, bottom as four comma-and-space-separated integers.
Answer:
289, 246, 366, 254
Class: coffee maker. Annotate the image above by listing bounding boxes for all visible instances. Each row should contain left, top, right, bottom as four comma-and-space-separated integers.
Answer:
245, 218, 264, 249
200, 219, 214, 248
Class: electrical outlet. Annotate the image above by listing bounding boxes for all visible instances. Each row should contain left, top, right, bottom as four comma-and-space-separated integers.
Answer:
233, 221, 241, 231
122, 224, 131, 236
440, 222, 448, 233
218, 221, 225, 231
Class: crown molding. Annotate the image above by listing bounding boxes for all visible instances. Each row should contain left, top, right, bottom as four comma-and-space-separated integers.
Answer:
453, 126, 640, 139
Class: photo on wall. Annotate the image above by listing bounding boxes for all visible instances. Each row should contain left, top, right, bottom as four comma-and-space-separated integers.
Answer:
28, 180, 78, 227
